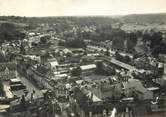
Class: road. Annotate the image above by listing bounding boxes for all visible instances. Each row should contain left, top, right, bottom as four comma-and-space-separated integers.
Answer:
20, 77, 43, 97
15, 74, 44, 99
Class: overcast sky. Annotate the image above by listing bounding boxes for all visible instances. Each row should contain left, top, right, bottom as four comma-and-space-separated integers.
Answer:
0, 0, 166, 16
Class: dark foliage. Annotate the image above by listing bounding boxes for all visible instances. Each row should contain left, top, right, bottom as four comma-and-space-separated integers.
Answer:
71, 67, 82, 76
95, 61, 115, 76
143, 31, 166, 56
0, 22, 25, 44
104, 48, 110, 56
150, 32, 162, 49
59, 39, 86, 48
0, 79, 4, 96
126, 32, 138, 51
122, 13, 166, 24
115, 52, 132, 64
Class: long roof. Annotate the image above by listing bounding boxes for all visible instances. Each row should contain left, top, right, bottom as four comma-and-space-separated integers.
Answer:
80, 64, 96, 71
103, 56, 139, 72
10, 78, 21, 83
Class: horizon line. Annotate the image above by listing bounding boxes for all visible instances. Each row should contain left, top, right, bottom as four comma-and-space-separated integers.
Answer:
0, 12, 166, 18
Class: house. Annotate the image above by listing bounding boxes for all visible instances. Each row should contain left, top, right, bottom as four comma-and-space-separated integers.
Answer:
77, 77, 122, 101
134, 56, 155, 70
122, 79, 153, 100
49, 60, 59, 71
72, 86, 126, 117
54, 84, 69, 102
99, 82, 122, 100
159, 54, 166, 63
0, 62, 17, 80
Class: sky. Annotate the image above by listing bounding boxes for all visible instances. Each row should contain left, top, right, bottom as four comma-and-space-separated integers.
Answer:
0, 0, 166, 16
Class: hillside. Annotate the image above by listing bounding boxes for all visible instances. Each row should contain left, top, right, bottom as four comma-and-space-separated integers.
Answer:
121, 13, 166, 24
0, 16, 118, 26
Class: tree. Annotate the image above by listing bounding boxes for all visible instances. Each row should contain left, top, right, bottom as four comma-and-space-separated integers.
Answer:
71, 67, 82, 76
20, 95, 27, 111
112, 36, 125, 51
136, 30, 143, 37
65, 39, 86, 48
20, 44, 26, 54
0, 22, 25, 44
152, 45, 162, 57
0, 51, 6, 62
126, 32, 138, 51
124, 55, 132, 64
151, 32, 162, 49
115, 52, 123, 61
0, 79, 4, 96
40, 36, 47, 44
115, 52, 131, 64
142, 33, 151, 42
95, 61, 104, 75
31, 42, 38, 47
105, 48, 110, 56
